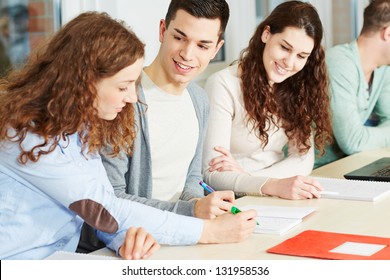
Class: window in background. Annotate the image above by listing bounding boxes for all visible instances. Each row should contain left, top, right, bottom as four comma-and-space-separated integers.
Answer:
59, 0, 258, 86
0, 0, 60, 76
211, 36, 225, 63
255, 0, 267, 24
352, 0, 369, 39
331, 0, 368, 45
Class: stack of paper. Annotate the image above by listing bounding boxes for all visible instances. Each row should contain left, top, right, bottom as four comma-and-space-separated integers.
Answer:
240, 205, 316, 235
313, 176, 390, 202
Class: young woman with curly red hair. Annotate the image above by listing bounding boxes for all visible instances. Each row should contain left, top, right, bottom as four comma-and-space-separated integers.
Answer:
0, 12, 256, 260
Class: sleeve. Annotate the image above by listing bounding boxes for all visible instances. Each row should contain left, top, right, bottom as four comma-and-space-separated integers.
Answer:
328, 54, 390, 154
100, 149, 129, 199
202, 72, 267, 196
374, 69, 390, 125
1, 137, 203, 253
101, 150, 197, 217
180, 86, 209, 202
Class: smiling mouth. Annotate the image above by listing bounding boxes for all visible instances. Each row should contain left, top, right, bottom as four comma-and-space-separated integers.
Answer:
174, 60, 193, 70
275, 63, 288, 75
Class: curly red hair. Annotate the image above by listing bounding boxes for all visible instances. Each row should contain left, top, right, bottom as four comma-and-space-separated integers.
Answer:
239, 1, 332, 154
0, 12, 145, 163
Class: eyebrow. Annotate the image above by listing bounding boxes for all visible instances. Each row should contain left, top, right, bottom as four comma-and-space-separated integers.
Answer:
282, 39, 311, 55
173, 28, 214, 44
118, 80, 133, 84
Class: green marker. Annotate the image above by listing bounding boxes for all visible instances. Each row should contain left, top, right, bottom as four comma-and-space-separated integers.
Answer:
231, 206, 259, 225
231, 206, 242, 214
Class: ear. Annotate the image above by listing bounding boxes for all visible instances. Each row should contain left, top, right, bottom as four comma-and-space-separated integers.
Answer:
210, 39, 225, 60
159, 19, 167, 43
383, 25, 390, 42
261, 25, 271, 43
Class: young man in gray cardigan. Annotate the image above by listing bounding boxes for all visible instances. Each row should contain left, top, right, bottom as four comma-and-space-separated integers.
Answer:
102, 0, 236, 218
77, 0, 258, 253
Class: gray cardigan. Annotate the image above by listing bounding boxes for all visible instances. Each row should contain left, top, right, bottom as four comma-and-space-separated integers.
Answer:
101, 81, 209, 217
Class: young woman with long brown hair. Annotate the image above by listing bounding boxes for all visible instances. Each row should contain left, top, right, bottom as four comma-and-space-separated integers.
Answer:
203, 1, 332, 200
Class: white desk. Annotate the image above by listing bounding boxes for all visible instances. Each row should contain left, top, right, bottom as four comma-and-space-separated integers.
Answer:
311, 147, 390, 179
92, 147, 390, 259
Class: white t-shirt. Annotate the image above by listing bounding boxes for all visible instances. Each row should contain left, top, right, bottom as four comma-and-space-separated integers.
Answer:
142, 73, 199, 202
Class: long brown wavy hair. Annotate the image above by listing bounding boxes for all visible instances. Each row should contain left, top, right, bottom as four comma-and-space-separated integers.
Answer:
0, 12, 145, 163
239, 1, 332, 154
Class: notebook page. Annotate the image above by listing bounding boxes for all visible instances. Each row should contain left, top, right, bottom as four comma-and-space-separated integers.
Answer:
312, 176, 390, 202
254, 217, 302, 235
240, 205, 316, 219
240, 205, 316, 235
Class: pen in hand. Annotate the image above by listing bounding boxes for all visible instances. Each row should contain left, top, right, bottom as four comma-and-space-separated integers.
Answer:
199, 181, 215, 193
199, 181, 259, 225
230, 205, 259, 225
231, 206, 241, 214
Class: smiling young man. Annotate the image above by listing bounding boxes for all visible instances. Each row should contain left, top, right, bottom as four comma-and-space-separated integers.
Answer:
100, 0, 237, 221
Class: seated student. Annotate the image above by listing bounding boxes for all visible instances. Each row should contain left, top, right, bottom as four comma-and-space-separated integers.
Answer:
314, 0, 390, 168
0, 12, 256, 260
101, 0, 234, 219
202, 1, 332, 200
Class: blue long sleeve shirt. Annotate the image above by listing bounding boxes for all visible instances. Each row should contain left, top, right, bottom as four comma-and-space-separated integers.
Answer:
0, 132, 203, 259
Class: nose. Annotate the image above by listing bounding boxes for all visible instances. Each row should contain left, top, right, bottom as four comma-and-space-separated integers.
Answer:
179, 43, 194, 61
283, 55, 294, 69
124, 85, 138, 104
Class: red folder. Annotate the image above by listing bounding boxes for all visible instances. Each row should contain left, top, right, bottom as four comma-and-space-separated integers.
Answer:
267, 230, 390, 260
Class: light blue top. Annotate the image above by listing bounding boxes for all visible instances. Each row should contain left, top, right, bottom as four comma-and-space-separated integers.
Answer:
315, 40, 390, 168
0, 132, 203, 259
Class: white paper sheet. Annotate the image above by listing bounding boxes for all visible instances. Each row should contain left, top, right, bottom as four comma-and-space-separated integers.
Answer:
239, 205, 317, 235
329, 242, 387, 256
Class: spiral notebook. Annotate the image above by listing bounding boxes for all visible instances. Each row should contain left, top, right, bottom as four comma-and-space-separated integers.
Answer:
312, 176, 390, 202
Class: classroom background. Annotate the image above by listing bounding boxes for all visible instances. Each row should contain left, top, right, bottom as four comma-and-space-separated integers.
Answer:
0, 0, 369, 85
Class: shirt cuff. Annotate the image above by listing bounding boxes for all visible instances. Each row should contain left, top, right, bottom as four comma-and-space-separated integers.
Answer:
233, 174, 268, 196
160, 214, 203, 245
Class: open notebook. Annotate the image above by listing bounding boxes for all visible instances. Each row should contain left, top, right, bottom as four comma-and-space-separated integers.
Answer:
313, 176, 390, 202
239, 205, 316, 235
